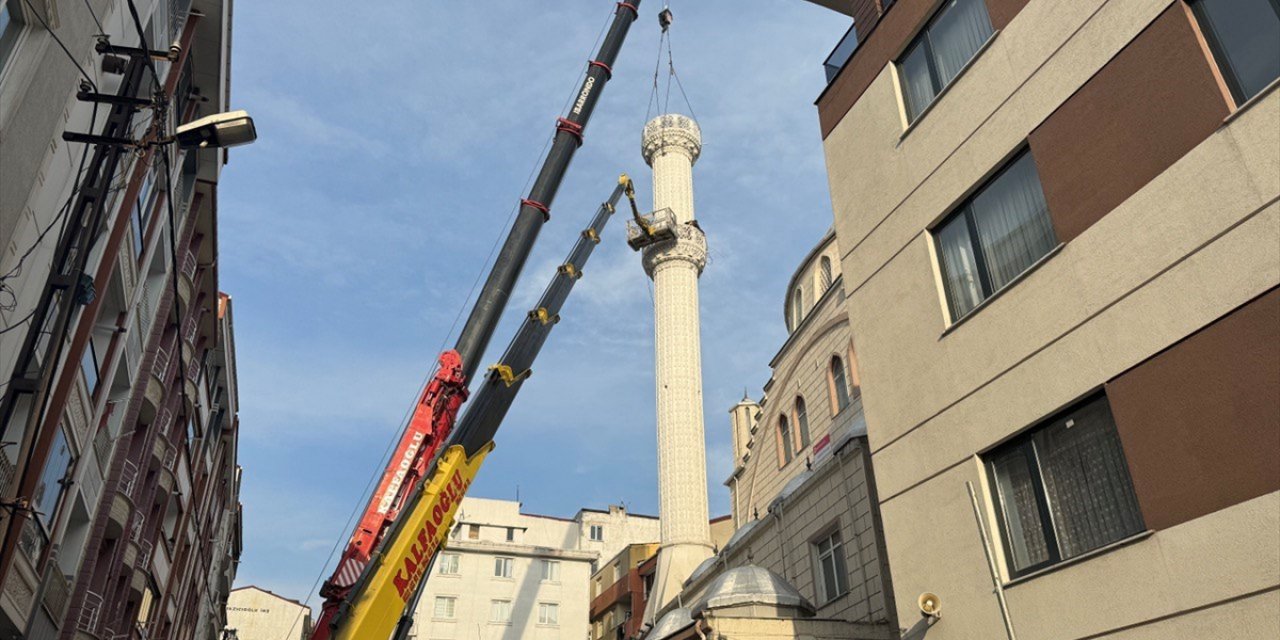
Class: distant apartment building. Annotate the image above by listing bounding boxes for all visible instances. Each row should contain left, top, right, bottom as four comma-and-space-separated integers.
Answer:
409, 497, 660, 640
809, 0, 1280, 638
637, 231, 898, 640
226, 586, 313, 640
0, 1, 246, 639
589, 518, 731, 640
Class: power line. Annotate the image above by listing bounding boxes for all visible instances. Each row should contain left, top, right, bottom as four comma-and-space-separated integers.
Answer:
80, 0, 105, 34
20, 0, 97, 89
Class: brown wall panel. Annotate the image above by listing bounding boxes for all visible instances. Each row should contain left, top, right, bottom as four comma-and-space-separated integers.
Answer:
985, 0, 1032, 30
1027, 6, 1231, 243
816, 0, 1033, 138
818, 0, 937, 138
1108, 287, 1280, 532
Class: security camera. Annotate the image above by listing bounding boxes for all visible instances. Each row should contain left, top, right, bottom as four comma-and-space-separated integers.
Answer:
173, 110, 257, 149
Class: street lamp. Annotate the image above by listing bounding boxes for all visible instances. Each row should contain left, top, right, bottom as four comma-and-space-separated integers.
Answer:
61, 109, 258, 150
173, 110, 257, 149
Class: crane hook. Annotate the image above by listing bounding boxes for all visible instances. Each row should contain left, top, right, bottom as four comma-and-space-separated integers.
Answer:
659, 7, 673, 32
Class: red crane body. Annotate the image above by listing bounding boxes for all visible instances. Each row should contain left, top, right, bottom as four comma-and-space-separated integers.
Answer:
312, 351, 466, 638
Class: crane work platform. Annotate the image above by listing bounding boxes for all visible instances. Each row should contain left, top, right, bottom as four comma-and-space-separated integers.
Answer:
626, 207, 679, 250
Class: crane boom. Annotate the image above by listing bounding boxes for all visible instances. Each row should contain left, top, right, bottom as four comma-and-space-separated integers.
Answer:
332, 178, 634, 639
311, 3, 643, 636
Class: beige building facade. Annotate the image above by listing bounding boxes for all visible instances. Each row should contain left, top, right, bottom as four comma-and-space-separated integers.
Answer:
410, 497, 660, 640
811, 0, 1280, 638
226, 586, 312, 640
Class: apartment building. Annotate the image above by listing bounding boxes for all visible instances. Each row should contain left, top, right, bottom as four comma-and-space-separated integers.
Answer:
589, 519, 731, 640
409, 497, 660, 640
809, 0, 1279, 638
0, 1, 246, 639
226, 586, 312, 640
636, 231, 897, 640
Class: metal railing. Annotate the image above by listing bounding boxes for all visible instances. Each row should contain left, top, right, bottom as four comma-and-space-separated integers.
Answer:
78, 590, 104, 633
823, 22, 860, 83
121, 460, 139, 497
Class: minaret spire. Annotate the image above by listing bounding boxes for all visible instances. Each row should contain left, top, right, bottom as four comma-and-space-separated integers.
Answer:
638, 112, 712, 625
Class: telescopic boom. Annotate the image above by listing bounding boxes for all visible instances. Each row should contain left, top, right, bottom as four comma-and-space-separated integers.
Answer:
335, 178, 635, 640
311, 3, 642, 637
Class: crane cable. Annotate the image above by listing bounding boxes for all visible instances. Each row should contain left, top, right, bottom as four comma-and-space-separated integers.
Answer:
645, 3, 698, 123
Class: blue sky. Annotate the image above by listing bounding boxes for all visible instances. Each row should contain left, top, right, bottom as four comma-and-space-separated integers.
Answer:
218, 0, 849, 605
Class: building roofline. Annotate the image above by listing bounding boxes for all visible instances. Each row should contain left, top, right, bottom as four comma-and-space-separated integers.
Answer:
783, 228, 838, 325
229, 585, 309, 609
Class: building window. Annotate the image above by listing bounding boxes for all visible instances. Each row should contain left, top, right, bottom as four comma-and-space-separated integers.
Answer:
1191, 0, 1280, 103
818, 256, 834, 292
986, 393, 1144, 578
505, 526, 516, 542
468, 523, 480, 539
794, 396, 811, 450
0, 0, 30, 79
493, 556, 513, 578
813, 529, 849, 604
80, 341, 100, 396
537, 602, 559, 625
933, 149, 1056, 321
490, 599, 512, 623
133, 164, 158, 258
438, 553, 460, 575
829, 356, 851, 414
32, 427, 72, 532
434, 596, 457, 619
541, 559, 560, 582
791, 287, 805, 330
589, 524, 604, 541
776, 415, 793, 466
897, 0, 994, 122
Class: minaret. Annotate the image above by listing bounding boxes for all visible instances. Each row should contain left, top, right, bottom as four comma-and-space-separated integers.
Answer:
640, 113, 712, 621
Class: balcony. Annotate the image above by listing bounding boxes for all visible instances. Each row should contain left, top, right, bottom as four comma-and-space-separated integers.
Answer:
823, 22, 859, 83
76, 591, 104, 638
104, 493, 132, 540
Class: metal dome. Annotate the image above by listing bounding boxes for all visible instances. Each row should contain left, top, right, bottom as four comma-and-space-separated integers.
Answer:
690, 565, 816, 617
644, 607, 694, 640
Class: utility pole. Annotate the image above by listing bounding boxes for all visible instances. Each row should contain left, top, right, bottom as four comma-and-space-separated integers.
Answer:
0, 54, 147, 581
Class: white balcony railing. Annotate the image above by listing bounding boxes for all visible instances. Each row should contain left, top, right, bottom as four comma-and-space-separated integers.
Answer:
78, 590, 104, 633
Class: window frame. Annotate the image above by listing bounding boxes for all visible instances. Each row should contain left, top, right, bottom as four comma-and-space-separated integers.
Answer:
589, 524, 604, 541
433, 595, 457, 620
896, 0, 995, 123
1189, 0, 1280, 105
985, 393, 1146, 579
777, 414, 793, 466
794, 396, 811, 451
818, 256, 834, 292
0, 0, 32, 84
812, 527, 850, 605
438, 552, 461, 576
828, 356, 851, 415
493, 556, 513, 579
537, 601, 560, 626
931, 148, 1057, 322
489, 599, 513, 623
540, 559, 560, 582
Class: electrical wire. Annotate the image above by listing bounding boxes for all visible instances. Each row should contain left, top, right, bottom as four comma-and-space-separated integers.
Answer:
20, 0, 97, 90
80, 0, 106, 35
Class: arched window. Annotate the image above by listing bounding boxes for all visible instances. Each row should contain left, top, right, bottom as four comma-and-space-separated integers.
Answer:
829, 356, 851, 414
795, 396, 811, 449
819, 256, 833, 292
777, 415, 793, 466
791, 287, 804, 329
